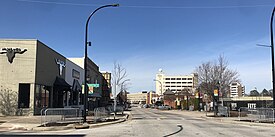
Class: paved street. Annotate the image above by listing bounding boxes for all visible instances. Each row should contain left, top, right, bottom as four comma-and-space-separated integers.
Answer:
2, 107, 275, 137
78, 107, 275, 137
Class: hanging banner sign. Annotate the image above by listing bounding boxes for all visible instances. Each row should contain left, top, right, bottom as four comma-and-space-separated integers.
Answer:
214, 89, 218, 97
82, 84, 100, 94
195, 93, 199, 98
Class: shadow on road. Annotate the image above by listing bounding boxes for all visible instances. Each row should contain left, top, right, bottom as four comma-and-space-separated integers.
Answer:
163, 124, 183, 137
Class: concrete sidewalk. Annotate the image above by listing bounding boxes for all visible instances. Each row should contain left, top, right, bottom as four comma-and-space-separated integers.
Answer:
0, 112, 130, 132
167, 110, 275, 127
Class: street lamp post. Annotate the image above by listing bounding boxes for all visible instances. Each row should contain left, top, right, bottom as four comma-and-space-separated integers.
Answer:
270, 6, 275, 108
83, 4, 119, 123
153, 79, 163, 95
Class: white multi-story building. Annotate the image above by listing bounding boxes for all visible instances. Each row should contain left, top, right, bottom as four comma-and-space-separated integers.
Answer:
229, 82, 244, 97
155, 69, 198, 95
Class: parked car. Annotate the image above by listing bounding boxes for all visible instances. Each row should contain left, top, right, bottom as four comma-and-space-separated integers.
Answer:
158, 105, 171, 110
143, 104, 149, 108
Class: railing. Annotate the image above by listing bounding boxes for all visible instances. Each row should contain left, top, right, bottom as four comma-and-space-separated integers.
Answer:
218, 106, 229, 117
41, 108, 82, 126
94, 107, 109, 123
105, 105, 124, 114
238, 107, 275, 123
93, 105, 125, 123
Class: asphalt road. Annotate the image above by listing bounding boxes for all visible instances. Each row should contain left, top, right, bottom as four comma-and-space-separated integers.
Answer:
2, 107, 275, 137
80, 107, 275, 137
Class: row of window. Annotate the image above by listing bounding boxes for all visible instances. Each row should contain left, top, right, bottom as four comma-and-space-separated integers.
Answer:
165, 78, 193, 80
165, 82, 193, 84
165, 85, 193, 88
169, 89, 189, 91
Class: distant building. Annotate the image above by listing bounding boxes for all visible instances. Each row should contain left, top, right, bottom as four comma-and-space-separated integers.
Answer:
127, 92, 148, 104
229, 82, 244, 98
101, 72, 111, 89
101, 71, 112, 101
155, 70, 198, 95
146, 91, 159, 105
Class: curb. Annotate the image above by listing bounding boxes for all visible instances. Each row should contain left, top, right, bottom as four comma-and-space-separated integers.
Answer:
89, 117, 126, 128
202, 115, 275, 127
31, 114, 129, 131
166, 110, 275, 127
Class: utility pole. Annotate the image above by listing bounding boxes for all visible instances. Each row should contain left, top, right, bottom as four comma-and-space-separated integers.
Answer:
83, 4, 119, 122
270, 6, 275, 108
213, 80, 219, 116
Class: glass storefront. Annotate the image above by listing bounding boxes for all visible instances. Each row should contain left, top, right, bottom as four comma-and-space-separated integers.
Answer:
34, 84, 50, 115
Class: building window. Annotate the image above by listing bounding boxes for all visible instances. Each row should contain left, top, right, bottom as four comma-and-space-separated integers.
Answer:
18, 83, 30, 108
231, 103, 237, 110
34, 85, 50, 114
165, 82, 170, 84
171, 82, 176, 84
188, 82, 192, 84
177, 78, 181, 80
188, 78, 192, 80
72, 69, 80, 79
177, 82, 181, 84
171, 78, 176, 80
165, 78, 170, 80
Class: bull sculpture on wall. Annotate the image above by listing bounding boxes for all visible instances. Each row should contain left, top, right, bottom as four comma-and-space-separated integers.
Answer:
0, 48, 27, 63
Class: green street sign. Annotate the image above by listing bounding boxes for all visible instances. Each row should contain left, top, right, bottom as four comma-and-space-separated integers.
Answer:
87, 84, 99, 88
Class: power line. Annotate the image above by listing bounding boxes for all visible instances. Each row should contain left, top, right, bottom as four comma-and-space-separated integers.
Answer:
16, 0, 99, 7
16, 0, 273, 9
122, 5, 272, 9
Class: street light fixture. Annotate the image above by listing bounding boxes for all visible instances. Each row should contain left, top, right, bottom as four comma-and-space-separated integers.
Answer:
256, 6, 275, 108
153, 79, 163, 95
84, 4, 119, 123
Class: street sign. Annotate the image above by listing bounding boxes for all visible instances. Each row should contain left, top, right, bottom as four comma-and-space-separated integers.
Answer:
82, 84, 100, 94
87, 84, 99, 88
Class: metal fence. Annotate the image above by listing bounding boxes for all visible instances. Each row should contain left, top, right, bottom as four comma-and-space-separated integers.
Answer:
41, 108, 82, 126
218, 106, 229, 117
94, 107, 109, 123
105, 105, 124, 114
93, 105, 125, 123
238, 107, 275, 123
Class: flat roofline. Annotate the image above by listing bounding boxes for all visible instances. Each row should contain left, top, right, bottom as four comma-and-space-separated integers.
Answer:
0, 39, 38, 41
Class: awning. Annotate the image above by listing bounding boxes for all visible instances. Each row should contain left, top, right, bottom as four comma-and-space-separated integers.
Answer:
88, 92, 102, 98
53, 77, 71, 91
72, 79, 81, 92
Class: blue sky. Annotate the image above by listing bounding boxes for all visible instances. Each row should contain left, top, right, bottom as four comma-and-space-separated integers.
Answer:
1, 0, 275, 93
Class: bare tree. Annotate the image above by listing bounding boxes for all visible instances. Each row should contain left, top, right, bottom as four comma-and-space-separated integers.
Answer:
0, 87, 17, 116
111, 62, 130, 118
195, 55, 240, 97
112, 62, 130, 96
